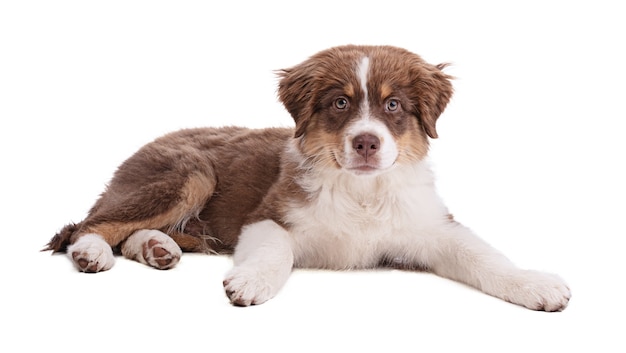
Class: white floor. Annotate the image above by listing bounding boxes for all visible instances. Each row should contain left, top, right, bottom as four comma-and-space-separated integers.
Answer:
8, 241, 621, 352
2, 1, 624, 352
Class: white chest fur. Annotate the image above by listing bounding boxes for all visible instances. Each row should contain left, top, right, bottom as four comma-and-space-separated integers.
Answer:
284, 160, 449, 269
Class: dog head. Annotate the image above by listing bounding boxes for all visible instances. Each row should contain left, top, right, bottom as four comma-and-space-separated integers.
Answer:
278, 45, 453, 175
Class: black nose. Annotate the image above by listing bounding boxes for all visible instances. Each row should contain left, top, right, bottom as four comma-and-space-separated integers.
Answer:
352, 134, 380, 158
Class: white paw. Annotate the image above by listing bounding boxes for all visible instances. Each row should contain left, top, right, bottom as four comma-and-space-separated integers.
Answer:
499, 270, 571, 311
67, 234, 115, 273
121, 229, 182, 270
223, 267, 276, 306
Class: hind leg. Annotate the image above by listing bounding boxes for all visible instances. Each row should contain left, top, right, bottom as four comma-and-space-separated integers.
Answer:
121, 229, 182, 270
64, 171, 215, 273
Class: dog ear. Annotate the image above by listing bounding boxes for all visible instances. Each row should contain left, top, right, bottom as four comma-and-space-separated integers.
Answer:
410, 62, 454, 139
276, 63, 316, 138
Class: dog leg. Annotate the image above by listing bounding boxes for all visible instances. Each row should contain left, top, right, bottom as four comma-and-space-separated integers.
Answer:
121, 229, 182, 270
223, 220, 294, 306
58, 170, 215, 272
420, 224, 571, 311
67, 234, 116, 273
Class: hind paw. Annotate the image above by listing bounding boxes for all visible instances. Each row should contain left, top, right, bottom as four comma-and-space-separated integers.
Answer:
122, 229, 182, 270
67, 234, 115, 273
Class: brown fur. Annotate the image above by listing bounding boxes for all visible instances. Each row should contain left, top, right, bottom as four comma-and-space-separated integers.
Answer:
44, 45, 453, 261
278, 45, 453, 139
45, 127, 292, 254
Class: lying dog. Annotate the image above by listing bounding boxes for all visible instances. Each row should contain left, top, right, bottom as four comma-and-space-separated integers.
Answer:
45, 45, 570, 311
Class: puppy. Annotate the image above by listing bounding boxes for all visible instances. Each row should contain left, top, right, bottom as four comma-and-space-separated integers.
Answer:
45, 45, 570, 311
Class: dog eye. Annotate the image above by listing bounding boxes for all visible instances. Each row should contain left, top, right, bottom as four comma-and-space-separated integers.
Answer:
334, 97, 349, 110
386, 99, 400, 112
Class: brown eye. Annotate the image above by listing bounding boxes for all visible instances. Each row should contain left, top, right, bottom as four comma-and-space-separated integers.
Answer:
334, 97, 349, 110
386, 99, 400, 112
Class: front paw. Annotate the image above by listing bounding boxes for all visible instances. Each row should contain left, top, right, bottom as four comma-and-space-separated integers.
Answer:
499, 270, 571, 311
223, 267, 275, 306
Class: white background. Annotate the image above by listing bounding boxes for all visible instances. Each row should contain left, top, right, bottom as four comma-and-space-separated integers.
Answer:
1, 1, 624, 352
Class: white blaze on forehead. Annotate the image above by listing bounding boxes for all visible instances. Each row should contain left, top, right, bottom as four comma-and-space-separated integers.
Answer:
357, 56, 370, 94
345, 56, 398, 171
356, 56, 370, 117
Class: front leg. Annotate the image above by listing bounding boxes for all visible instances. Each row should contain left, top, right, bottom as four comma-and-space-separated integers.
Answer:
419, 223, 571, 311
223, 220, 294, 306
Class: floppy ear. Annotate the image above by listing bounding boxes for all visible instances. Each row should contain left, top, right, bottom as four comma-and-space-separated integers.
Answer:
411, 62, 454, 139
277, 62, 317, 138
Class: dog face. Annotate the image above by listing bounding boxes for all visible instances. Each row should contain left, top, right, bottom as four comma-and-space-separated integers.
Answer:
278, 45, 453, 175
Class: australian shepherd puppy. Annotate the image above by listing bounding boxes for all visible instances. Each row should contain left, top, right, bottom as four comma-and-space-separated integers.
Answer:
45, 45, 570, 311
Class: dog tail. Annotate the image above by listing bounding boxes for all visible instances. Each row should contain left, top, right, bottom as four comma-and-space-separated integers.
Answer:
42, 222, 82, 253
